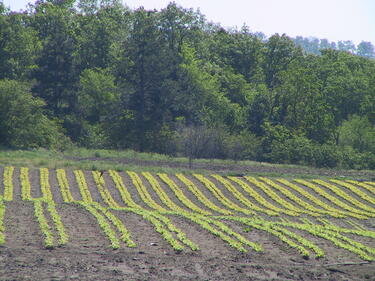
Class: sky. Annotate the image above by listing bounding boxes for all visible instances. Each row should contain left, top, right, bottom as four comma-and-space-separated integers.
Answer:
2, 0, 375, 45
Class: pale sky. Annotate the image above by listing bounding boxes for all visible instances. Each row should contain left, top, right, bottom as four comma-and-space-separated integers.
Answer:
2, 0, 375, 45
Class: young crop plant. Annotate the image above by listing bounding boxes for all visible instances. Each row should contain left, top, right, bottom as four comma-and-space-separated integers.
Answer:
39, 168, 53, 201
277, 179, 349, 218
273, 219, 375, 261
211, 174, 269, 216
312, 179, 375, 216
364, 181, 375, 188
346, 180, 375, 196
316, 218, 375, 239
244, 176, 301, 216
144, 213, 184, 251
175, 174, 232, 215
3, 166, 14, 201
92, 203, 136, 248
77, 201, 120, 249
146, 210, 199, 250
20, 167, 32, 201
108, 170, 139, 208
258, 177, 327, 217
199, 215, 263, 252
344, 219, 367, 231
101, 173, 200, 251
142, 172, 186, 213
158, 173, 211, 215
56, 169, 74, 203
92, 175, 191, 250
271, 224, 325, 258
175, 211, 248, 252
46, 200, 68, 245
330, 179, 375, 205
193, 174, 255, 216
127, 171, 167, 212
258, 224, 310, 258
227, 177, 280, 216
74, 170, 93, 203
116, 207, 186, 251
224, 216, 317, 258
33, 199, 54, 248
292, 179, 367, 219
92, 171, 121, 208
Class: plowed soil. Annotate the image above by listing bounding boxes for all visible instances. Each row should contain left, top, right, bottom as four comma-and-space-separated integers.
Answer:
65, 155, 375, 179
1, 166, 375, 281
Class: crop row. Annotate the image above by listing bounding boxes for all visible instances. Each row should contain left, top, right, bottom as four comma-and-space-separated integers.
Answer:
277, 179, 350, 218
20, 167, 32, 200
259, 177, 328, 217
32, 170, 375, 259
276, 219, 375, 261
77, 170, 192, 250
56, 169, 74, 203
142, 172, 185, 213
194, 174, 255, 215
346, 180, 375, 196
2, 166, 375, 258
159, 173, 211, 215
4, 166, 375, 220
74, 170, 93, 203
32, 199, 68, 248
222, 215, 375, 261
127, 171, 167, 211
313, 179, 375, 215
228, 176, 283, 216
95, 171, 199, 250
175, 173, 232, 215
40, 168, 53, 201
0, 195, 5, 244
3, 166, 14, 201
55, 170, 137, 249
243, 176, 302, 216
295, 179, 372, 219
329, 180, 375, 206
92, 171, 258, 252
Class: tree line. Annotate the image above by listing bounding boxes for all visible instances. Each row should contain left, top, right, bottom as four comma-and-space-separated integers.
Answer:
293, 36, 375, 58
0, 0, 374, 169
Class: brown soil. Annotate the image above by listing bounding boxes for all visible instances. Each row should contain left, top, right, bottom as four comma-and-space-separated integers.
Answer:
1, 167, 375, 280
65, 155, 375, 180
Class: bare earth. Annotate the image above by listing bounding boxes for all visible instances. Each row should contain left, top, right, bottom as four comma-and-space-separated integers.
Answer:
65, 155, 375, 179
1, 164, 375, 281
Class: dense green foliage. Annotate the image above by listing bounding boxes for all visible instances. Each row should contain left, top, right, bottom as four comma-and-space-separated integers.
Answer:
0, 1, 374, 169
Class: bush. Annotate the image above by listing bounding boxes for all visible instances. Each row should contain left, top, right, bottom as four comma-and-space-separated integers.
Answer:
268, 135, 314, 165
338, 115, 375, 153
310, 144, 340, 168
0, 79, 70, 150
224, 131, 262, 161
339, 147, 375, 170
176, 125, 228, 161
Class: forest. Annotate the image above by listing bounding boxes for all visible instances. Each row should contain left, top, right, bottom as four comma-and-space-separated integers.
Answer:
0, 0, 374, 169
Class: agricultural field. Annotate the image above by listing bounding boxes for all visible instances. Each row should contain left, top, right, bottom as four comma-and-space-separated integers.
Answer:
1, 165, 375, 280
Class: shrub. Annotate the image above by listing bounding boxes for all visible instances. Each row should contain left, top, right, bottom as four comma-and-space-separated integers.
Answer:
0, 79, 70, 150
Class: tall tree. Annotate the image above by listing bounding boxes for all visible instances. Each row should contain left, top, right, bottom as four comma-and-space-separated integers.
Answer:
31, 1, 78, 118
357, 41, 375, 58
75, 0, 130, 71
337, 40, 356, 53
115, 8, 176, 151
0, 9, 41, 80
